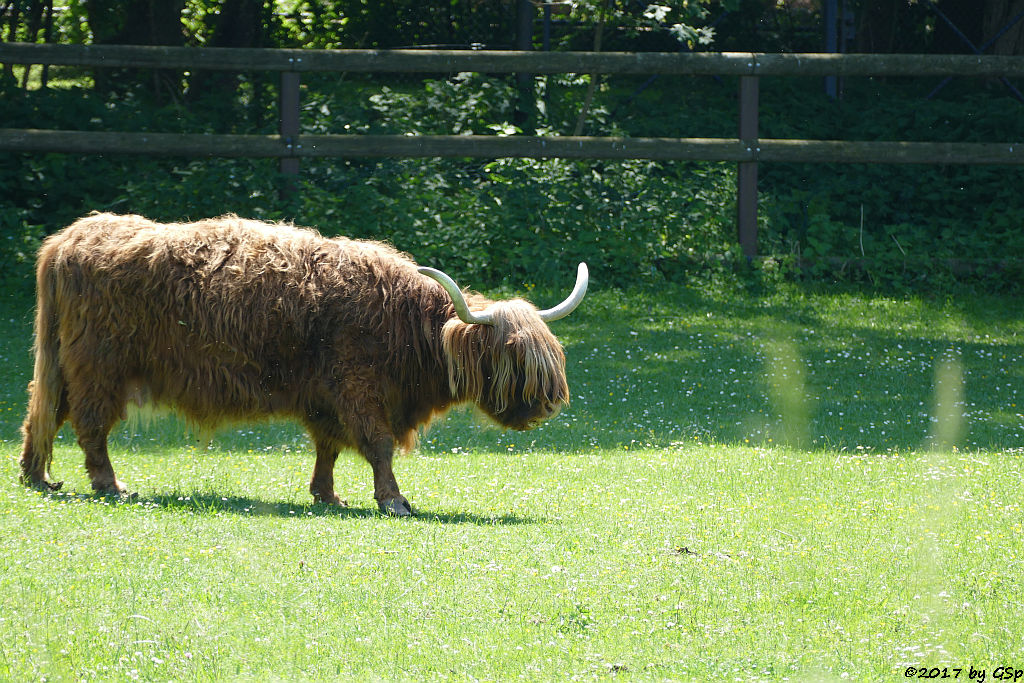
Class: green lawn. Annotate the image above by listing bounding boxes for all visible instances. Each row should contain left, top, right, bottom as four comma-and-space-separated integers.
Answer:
1, 283, 1022, 680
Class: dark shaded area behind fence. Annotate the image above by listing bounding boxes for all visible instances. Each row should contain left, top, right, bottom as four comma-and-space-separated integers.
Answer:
3, 44, 1024, 257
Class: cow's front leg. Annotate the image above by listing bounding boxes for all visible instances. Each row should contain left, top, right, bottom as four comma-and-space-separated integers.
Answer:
309, 441, 344, 505
362, 436, 414, 517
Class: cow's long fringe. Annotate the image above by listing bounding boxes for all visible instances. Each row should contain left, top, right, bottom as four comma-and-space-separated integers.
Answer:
441, 300, 568, 414
20, 239, 65, 485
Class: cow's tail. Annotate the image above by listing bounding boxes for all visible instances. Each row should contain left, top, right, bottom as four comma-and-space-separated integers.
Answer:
20, 243, 66, 490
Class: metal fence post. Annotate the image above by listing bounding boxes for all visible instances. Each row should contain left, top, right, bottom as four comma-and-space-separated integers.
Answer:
737, 75, 759, 260
279, 70, 301, 197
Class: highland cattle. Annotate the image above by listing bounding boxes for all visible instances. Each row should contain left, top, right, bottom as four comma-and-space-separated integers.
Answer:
19, 213, 587, 515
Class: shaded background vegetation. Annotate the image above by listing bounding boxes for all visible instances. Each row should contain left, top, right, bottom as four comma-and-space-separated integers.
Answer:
3, 0, 1024, 293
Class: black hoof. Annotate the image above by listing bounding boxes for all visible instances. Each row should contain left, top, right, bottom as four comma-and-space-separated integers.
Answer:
378, 499, 415, 517
23, 477, 63, 492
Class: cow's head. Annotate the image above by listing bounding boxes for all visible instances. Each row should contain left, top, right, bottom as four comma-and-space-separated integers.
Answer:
420, 264, 588, 431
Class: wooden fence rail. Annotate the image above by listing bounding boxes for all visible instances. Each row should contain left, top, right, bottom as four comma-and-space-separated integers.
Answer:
5, 129, 1022, 165
6, 43, 1024, 77
3, 43, 1024, 257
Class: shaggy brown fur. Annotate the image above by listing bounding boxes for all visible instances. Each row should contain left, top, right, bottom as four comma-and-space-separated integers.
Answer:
19, 213, 571, 514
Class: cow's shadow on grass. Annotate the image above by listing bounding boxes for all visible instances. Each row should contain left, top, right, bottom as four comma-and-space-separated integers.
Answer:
49, 490, 539, 526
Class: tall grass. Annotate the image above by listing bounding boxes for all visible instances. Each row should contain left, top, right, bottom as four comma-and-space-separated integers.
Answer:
1, 283, 1022, 680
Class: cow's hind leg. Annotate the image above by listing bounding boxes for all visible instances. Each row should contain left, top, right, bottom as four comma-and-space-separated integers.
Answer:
68, 385, 129, 496
79, 428, 128, 496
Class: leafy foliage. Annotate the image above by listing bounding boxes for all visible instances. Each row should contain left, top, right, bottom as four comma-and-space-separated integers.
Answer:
754, 78, 1024, 290
3, 60, 1024, 293
292, 155, 736, 285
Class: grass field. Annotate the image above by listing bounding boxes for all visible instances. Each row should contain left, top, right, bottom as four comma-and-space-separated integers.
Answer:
1, 282, 1022, 680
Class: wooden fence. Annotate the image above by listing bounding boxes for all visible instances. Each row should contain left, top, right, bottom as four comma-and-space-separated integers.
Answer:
3, 43, 1024, 258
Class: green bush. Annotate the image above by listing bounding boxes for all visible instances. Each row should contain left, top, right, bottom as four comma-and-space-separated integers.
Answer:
3, 71, 1024, 293
289, 155, 737, 286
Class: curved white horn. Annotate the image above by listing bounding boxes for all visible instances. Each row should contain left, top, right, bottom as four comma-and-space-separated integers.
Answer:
538, 262, 589, 322
418, 266, 496, 325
